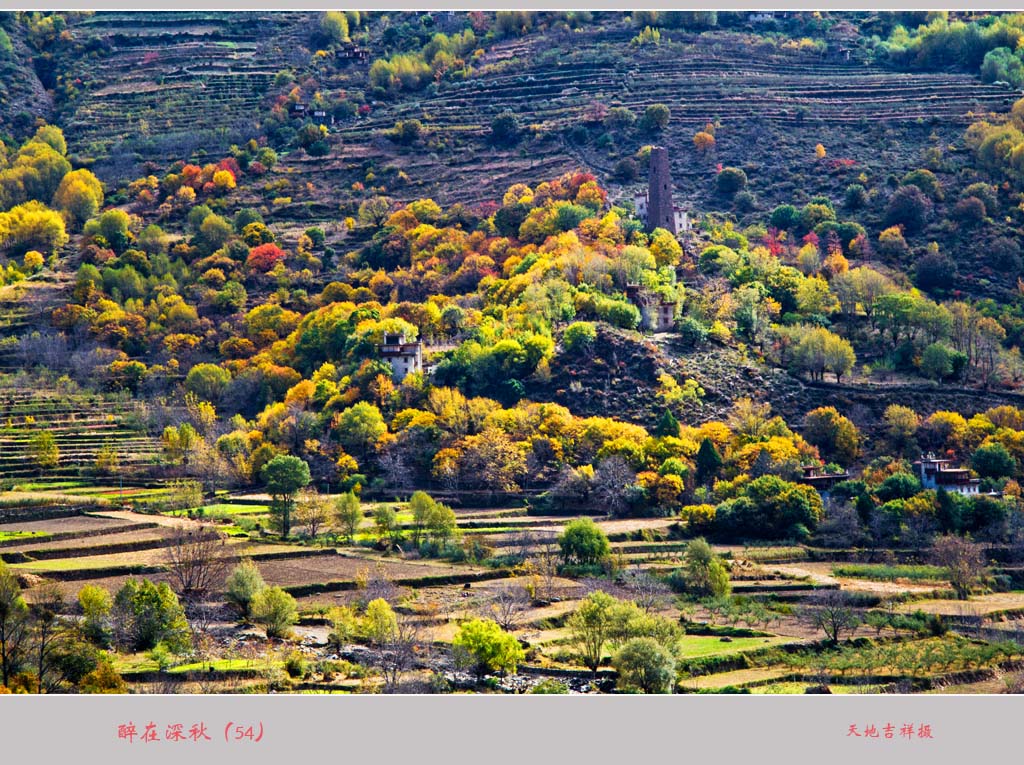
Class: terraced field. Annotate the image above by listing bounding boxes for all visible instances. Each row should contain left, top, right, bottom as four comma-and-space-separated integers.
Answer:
58, 12, 310, 163
0, 388, 163, 479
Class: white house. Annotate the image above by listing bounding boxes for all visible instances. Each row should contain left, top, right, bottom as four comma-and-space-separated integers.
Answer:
380, 333, 423, 382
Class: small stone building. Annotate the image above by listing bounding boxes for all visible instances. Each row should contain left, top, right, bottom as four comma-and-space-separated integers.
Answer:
626, 284, 677, 333
380, 333, 423, 382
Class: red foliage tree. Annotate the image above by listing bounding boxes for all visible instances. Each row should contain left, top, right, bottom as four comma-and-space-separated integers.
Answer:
246, 243, 287, 272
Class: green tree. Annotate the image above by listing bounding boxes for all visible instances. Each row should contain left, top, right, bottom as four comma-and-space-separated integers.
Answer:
0, 562, 29, 687
112, 579, 190, 652
83, 209, 132, 253
374, 505, 401, 546
251, 586, 298, 638
695, 437, 723, 484
408, 490, 437, 546
261, 455, 312, 538
335, 402, 387, 458
563, 321, 597, 355
654, 409, 680, 438
682, 538, 730, 597
567, 590, 616, 675
920, 343, 955, 381
559, 517, 611, 566
225, 559, 266, 619
972, 442, 1016, 479
716, 167, 747, 194
613, 637, 676, 693
335, 492, 364, 542
452, 618, 525, 680
77, 584, 112, 647
640, 103, 670, 132
490, 110, 521, 145
363, 598, 398, 645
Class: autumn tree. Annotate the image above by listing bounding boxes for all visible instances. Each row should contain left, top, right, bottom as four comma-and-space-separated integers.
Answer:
246, 243, 287, 272
294, 489, 332, 538
883, 404, 920, 457
693, 130, 715, 153
52, 168, 103, 227
29, 430, 59, 471
803, 407, 861, 464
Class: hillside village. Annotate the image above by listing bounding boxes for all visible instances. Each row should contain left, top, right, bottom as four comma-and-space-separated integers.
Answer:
3, 11, 1024, 695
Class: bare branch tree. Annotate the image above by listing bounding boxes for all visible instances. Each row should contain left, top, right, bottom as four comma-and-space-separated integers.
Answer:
486, 584, 529, 630
378, 450, 413, 494
618, 568, 672, 613
294, 489, 332, 539
930, 534, 988, 600
800, 589, 860, 645
592, 456, 636, 517
164, 525, 234, 601
523, 543, 560, 603
374, 612, 422, 693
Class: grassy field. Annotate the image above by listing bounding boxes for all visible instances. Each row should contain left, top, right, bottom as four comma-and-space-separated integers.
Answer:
0, 530, 48, 542
832, 564, 949, 582
675, 634, 791, 658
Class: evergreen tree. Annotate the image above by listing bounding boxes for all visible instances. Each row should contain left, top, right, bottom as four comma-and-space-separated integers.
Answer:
654, 409, 680, 438
695, 438, 723, 484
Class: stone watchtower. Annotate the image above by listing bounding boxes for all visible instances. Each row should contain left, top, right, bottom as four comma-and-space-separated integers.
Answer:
647, 146, 677, 234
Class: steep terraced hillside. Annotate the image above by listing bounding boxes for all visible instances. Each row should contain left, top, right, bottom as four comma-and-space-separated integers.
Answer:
52, 12, 310, 173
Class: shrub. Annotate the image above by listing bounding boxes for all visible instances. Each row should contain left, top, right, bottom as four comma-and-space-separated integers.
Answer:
676, 317, 709, 348
452, 618, 525, 680
284, 650, 309, 679
639, 103, 670, 132
563, 321, 597, 354
716, 167, 747, 195
559, 517, 610, 565
252, 586, 299, 638
613, 637, 676, 693
225, 559, 266, 618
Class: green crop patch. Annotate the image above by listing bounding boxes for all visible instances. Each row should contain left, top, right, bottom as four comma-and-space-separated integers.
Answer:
832, 564, 949, 582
